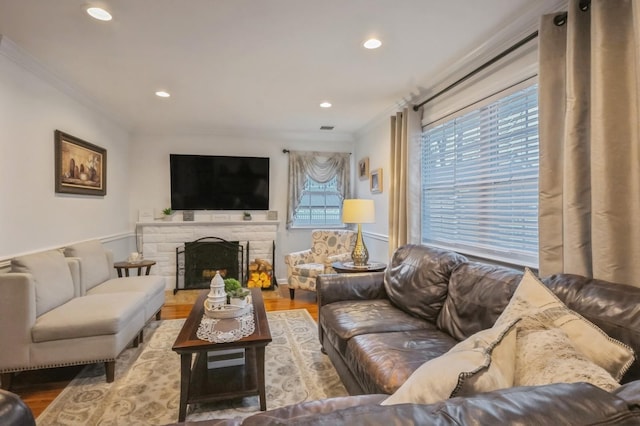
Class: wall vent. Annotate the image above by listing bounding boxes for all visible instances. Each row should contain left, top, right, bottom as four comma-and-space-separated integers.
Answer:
320, 125, 335, 130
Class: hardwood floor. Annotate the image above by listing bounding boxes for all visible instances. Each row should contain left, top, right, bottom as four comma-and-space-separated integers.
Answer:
10, 286, 318, 418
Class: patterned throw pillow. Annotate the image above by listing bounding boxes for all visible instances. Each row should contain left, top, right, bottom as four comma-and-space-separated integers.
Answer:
515, 316, 620, 391
495, 269, 635, 381
381, 319, 519, 406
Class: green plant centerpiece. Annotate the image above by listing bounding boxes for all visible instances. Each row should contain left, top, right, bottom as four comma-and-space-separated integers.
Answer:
243, 211, 252, 221
227, 288, 250, 299
224, 278, 250, 305
162, 208, 173, 221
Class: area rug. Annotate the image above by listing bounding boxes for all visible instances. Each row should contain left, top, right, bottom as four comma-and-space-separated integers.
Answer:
36, 309, 347, 425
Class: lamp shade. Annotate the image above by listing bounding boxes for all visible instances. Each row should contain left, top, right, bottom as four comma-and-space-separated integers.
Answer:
342, 199, 375, 224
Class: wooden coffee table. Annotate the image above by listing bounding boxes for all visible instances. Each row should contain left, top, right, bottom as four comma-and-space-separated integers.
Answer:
172, 288, 272, 421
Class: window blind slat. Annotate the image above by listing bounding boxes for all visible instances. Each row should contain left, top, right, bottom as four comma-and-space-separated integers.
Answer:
421, 83, 539, 266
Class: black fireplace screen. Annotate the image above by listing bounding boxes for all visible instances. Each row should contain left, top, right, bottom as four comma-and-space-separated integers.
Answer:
175, 237, 245, 293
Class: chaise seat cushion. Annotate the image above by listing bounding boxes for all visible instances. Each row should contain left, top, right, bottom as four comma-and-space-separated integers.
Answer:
31, 292, 146, 343
321, 300, 431, 354
87, 275, 165, 301
346, 329, 458, 394
87, 275, 165, 319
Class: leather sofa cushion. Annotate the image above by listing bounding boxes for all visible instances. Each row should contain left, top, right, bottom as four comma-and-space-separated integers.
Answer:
31, 292, 146, 342
384, 245, 467, 323
12, 250, 75, 317
381, 321, 518, 405
320, 300, 430, 355
345, 329, 457, 394
242, 395, 387, 426
64, 240, 111, 292
437, 262, 522, 341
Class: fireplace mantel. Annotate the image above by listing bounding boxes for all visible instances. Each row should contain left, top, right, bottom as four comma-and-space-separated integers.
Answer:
137, 220, 279, 290
136, 220, 279, 226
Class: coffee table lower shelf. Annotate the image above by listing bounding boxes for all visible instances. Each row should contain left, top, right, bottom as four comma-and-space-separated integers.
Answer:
185, 348, 263, 405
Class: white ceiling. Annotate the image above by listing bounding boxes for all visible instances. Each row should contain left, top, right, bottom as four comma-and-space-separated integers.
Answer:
0, 0, 564, 137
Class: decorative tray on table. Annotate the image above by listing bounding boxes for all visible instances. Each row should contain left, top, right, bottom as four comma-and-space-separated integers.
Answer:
204, 300, 251, 319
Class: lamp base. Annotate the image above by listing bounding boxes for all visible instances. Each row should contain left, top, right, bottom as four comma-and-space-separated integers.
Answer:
351, 224, 369, 267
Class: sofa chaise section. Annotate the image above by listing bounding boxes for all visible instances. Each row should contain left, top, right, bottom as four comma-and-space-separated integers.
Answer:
64, 239, 165, 322
0, 242, 165, 390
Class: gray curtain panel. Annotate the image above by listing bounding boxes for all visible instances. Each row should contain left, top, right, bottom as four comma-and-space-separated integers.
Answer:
286, 151, 350, 229
389, 109, 409, 258
538, 0, 640, 285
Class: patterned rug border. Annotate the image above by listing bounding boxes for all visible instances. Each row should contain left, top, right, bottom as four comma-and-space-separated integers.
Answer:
36, 308, 346, 425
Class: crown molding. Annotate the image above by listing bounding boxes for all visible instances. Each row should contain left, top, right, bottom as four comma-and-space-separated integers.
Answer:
0, 34, 130, 131
132, 125, 355, 143
355, 0, 568, 138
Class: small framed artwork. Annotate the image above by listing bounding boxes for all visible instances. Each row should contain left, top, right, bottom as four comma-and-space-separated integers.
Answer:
370, 168, 383, 193
358, 157, 370, 180
55, 130, 107, 196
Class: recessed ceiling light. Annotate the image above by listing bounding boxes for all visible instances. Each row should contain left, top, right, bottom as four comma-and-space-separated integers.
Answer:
86, 7, 112, 21
320, 102, 332, 108
363, 38, 382, 49
155, 91, 171, 98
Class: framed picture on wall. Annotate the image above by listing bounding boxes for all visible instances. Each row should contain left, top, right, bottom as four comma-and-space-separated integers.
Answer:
358, 157, 370, 180
370, 168, 382, 193
54, 130, 107, 196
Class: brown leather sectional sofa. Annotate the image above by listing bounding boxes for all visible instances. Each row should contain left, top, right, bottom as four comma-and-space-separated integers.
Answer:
175, 244, 640, 425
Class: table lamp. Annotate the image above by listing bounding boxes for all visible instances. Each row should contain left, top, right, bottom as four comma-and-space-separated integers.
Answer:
342, 199, 375, 266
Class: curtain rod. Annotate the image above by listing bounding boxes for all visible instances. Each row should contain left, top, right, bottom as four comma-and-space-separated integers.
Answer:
412, 30, 539, 112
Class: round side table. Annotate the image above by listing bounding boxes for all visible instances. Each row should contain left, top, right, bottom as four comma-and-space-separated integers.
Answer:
113, 260, 156, 277
331, 261, 387, 274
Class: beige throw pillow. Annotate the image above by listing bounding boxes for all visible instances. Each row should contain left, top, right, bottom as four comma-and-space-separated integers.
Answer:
495, 269, 634, 381
11, 249, 75, 317
381, 319, 518, 406
515, 316, 620, 392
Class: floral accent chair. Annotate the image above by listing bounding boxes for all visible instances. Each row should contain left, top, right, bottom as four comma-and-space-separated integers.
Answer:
284, 229, 356, 299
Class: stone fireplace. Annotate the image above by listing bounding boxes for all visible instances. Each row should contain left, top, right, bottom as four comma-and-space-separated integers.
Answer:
176, 237, 244, 292
137, 220, 279, 291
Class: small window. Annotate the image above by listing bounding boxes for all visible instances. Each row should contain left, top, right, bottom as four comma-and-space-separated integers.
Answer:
292, 177, 343, 227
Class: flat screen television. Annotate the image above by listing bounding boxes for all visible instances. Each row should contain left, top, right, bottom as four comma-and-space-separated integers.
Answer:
170, 154, 270, 210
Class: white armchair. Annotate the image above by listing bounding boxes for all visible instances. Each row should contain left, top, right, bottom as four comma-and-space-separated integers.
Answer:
284, 229, 356, 299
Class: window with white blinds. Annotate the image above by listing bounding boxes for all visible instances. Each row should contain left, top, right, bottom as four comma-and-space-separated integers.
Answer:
421, 82, 539, 266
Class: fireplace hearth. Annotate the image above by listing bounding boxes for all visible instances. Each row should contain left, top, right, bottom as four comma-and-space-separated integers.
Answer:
175, 237, 245, 293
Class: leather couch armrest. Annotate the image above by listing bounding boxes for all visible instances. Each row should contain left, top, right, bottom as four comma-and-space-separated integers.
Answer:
613, 380, 640, 405
243, 395, 387, 425
317, 272, 387, 307
0, 389, 35, 425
